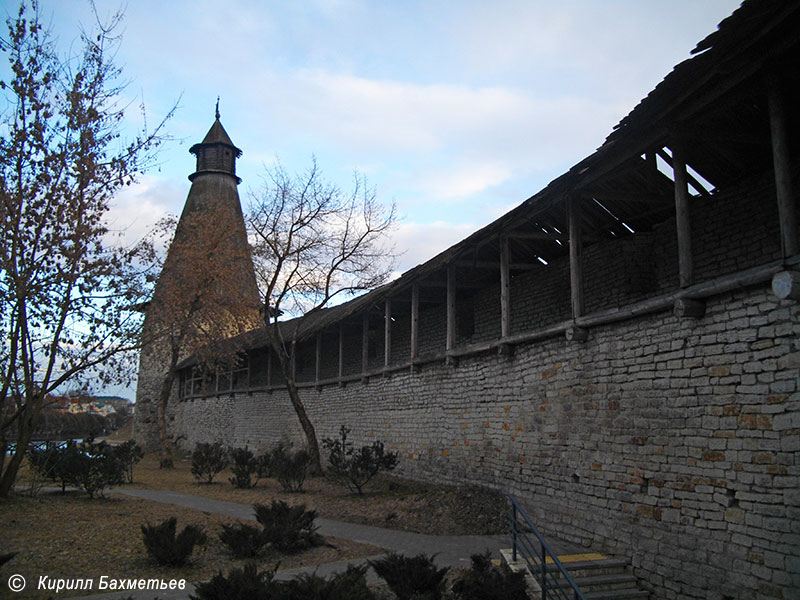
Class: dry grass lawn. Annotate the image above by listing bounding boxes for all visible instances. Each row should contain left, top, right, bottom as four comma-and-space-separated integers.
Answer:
0, 442, 506, 599
131, 452, 508, 536
0, 491, 381, 600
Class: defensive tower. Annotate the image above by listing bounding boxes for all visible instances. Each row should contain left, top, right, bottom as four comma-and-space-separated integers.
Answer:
133, 111, 261, 450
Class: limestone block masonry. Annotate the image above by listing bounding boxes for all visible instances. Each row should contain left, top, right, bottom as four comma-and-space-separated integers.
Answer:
169, 284, 800, 600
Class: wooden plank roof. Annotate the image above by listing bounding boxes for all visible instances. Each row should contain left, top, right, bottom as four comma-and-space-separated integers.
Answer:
186, 0, 799, 362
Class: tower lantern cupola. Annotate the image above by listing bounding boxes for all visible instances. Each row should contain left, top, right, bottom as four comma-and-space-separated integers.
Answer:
188, 105, 242, 184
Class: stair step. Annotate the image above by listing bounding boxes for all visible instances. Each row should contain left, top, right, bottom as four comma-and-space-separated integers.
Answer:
545, 557, 630, 572
558, 573, 639, 589
584, 589, 649, 600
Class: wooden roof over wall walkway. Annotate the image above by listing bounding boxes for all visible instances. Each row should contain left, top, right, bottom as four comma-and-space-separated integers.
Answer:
185, 0, 800, 368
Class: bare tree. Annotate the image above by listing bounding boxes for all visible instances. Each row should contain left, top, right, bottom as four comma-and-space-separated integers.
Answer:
0, 1, 173, 496
249, 159, 397, 473
141, 204, 261, 468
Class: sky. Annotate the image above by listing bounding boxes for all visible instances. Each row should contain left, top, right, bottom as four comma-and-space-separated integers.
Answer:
2, 0, 743, 398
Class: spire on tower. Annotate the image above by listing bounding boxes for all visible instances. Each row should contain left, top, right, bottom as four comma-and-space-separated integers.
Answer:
188, 107, 242, 183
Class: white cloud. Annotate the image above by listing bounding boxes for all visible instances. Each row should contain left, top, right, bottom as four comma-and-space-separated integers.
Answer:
105, 175, 184, 248
415, 161, 513, 201
391, 221, 477, 273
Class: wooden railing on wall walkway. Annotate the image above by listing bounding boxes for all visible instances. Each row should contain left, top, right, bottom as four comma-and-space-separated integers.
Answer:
181, 254, 798, 400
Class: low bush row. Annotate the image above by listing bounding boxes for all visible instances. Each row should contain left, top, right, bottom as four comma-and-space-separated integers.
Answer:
188, 551, 528, 600
191, 442, 312, 492
27, 438, 143, 498
193, 425, 399, 496
142, 501, 323, 566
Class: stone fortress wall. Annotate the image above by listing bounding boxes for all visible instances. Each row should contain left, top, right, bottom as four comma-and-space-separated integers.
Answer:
167, 169, 800, 600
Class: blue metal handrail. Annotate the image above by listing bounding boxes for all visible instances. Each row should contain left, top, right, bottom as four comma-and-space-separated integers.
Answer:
507, 494, 587, 600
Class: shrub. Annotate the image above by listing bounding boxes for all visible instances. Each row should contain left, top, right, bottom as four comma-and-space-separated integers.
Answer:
0, 553, 17, 568
141, 517, 207, 566
112, 440, 144, 484
27, 441, 61, 480
190, 562, 280, 600
269, 442, 311, 493
451, 552, 528, 600
31, 438, 126, 498
322, 426, 398, 495
253, 500, 323, 553
191, 442, 229, 483
218, 522, 270, 558
229, 446, 261, 489
369, 553, 449, 600
279, 564, 375, 600
49, 441, 84, 493
74, 438, 127, 498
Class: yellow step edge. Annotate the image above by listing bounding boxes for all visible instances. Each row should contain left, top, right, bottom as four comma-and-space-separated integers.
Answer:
545, 552, 608, 563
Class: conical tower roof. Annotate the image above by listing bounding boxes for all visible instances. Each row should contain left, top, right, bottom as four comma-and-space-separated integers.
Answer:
144, 111, 262, 351
197, 118, 240, 151
188, 107, 243, 183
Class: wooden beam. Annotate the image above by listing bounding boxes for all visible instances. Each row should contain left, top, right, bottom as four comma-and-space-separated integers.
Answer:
568, 195, 585, 319
415, 279, 481, 289
266, 349, 272, 387
772, 270, 800, 300
456, 260, 541, 270
582, 190, 672, 205
410, 284, 419, 361
671, 138, 694, 288
446, 264, 456, 352
384, 298, 392, 368
646, 151, 658, 191
503, 231, 566, 242
361, 313, 369, 377
500, 237, 511, 338
338, 323, 344, 381
767, 74, 798, 258
656, 148, 711, 198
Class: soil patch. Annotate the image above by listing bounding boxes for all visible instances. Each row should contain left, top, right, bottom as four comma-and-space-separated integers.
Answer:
132, 453, 508, 536
0, 492, 381, 599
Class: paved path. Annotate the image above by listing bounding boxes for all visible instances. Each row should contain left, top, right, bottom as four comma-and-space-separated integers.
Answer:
65, 487, 584, 600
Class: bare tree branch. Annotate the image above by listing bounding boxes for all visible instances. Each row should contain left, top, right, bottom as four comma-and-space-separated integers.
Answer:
0, 0, 175, 496
248, 159, 397, 472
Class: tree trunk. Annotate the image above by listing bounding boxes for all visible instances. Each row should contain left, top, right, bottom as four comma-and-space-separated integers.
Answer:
270, 333, 323, 474
284, 376, 323, 475
0, 395, 41, 497
157, 370, 175, 469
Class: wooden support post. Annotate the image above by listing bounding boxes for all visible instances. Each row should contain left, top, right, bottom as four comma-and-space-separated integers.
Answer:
500, 237, 511, 338
338, 323, 345, 386
384, 298, 392, 371
410, 284, 419, 370
266, 349, 272, 392
446, 264, 457, 365
672, 138, 694, 288
767, 75, 798, 258
361, 313, 369, 382
568, 195, 585, 320
646, 151, 658, 190
315, 331, 322, 389
498, 237, 513, 356
246, 352, 252, 389
291, 341, 296, 382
